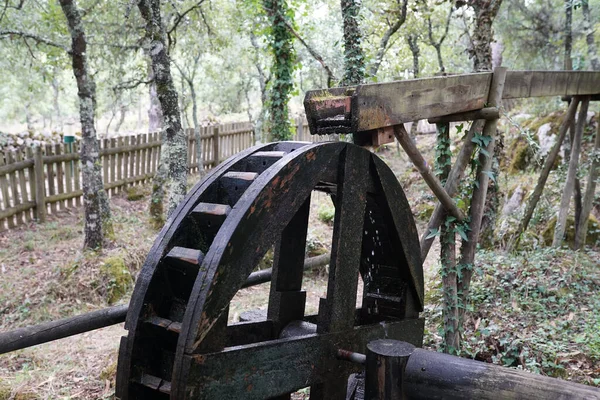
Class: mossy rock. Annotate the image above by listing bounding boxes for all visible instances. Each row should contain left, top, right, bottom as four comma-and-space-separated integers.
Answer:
541, 215, 600, 248
100, 360, 118, 382
126, 186, 145, 201
506, 136, 534, 174
317, 204, 335, 224
414, 202, 435, 222
100, 255, 133, 305
523, 111, 564, 135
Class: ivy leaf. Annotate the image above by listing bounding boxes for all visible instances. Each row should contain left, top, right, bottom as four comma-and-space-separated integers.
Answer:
426, 228, 440, 239
456, 225, 469, 241
482, 170, 496, 183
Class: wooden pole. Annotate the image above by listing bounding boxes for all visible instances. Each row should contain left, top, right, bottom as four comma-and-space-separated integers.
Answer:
420, 120, 481, 261
0, 253, 328, 355
404, 347, 600, 400
34, 146, 46, 222
553, 96, 590, 247
365, 340, 415, 400
575, 111, 600, 248
505, 97, 580, 252
393, 124, 466, 222
457, 67, 507, 311
213, 125, 220, 166
428, 107, 499, 123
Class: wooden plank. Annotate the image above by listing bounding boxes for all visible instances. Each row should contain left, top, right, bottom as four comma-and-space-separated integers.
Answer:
353, 73, 492, 131
503, 70, 600, 99
109, 138, 116, 195
0, 151, 13, 228
145, 134, 152, 179
117, 137, 124, 191
6, 152, 23, 226
185, 318, 424, 399
54, 144, 65, 210
213, 126, 219, 166
63, 144, 74, 208
102, 139, 109, 193
73, 142, 82, 207
45, 145, 56, 214
128, 135, 135, 187
139, 134, 146, 184
33, 146, 46, 221
24, 148, 35, 222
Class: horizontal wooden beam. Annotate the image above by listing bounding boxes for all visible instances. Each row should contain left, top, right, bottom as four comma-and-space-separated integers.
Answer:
304, 70, 600, 135
427, 107, 499, 123
184, 318, 424, 399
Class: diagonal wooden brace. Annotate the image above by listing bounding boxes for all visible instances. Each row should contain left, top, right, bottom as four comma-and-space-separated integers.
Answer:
392, 124, 467, 223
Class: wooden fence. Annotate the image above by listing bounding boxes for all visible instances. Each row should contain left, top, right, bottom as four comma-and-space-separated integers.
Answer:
0, 122, 255, 231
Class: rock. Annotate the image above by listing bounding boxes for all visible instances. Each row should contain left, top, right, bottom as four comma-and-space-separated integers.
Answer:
502, 185, 526, 216
537, 123, 555, 157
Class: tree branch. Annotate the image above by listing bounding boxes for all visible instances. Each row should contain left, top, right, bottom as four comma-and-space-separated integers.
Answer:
369, 0, 409, 77
0, 29, 71, 53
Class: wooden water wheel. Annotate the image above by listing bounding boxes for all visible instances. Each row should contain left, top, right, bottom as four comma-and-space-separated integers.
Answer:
115, 141, 424, 399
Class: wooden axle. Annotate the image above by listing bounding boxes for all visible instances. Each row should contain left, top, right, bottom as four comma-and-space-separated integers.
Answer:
0, 254, 330, 355
339, 340, 600, 400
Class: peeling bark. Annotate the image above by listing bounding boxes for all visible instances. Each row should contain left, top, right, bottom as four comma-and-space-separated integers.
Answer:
138, 0, 188, 217
59, 0, 111, 249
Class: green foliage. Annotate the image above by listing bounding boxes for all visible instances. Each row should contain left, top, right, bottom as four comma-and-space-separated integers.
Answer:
317, 203, 335, 224
100, 255, 133, 305
341, 0, 365, 85
264, 0, 296, 141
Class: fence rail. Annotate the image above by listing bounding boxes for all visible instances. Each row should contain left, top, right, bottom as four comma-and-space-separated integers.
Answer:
0, 122, 258, 231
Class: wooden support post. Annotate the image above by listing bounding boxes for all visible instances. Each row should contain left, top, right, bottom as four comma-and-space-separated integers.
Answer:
427, 107, 499, 123
393, 124, 466, 222
457, 67, 507, 310
365, 339, 415, 400
33, 146, 46, 222
213, 125, 220, 166
553, 96, 590, 247
420, 121, 481, 261
505, 97, 581, 252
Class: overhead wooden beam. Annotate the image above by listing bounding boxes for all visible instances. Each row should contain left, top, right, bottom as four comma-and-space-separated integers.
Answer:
304, 70, 600, 136
427, 107, 499, 123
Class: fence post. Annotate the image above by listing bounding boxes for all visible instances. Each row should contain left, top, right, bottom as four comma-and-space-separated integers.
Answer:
33, 146, 46, 222
297, 117, 303, 141
213, 126, 220, 167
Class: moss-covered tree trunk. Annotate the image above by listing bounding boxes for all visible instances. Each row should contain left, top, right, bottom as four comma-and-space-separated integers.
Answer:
59, 0, 111, 249
138, 0, 188, 217
436, 122, 460, 354
469, 0, 503, 247
340, 0, 365, 86
264, 0, 295, 141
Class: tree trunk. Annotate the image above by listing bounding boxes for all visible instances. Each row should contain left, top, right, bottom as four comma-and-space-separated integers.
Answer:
553, 97, 590, 247
505, 97, 580, 252
138, 0, 188, 217
427, 4, 452, 75
407, 34, 420, 78
340, 0, 365, 86
265, 0, 295, 141
147, 59, 164, 133
469, 0, 503, 72
436, 122, 460, 354
582, 0, 600, 71
575, 113, 600, 248
59, 0, 111, 249
564, 0, 573, 70
115, 104, 126, 133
